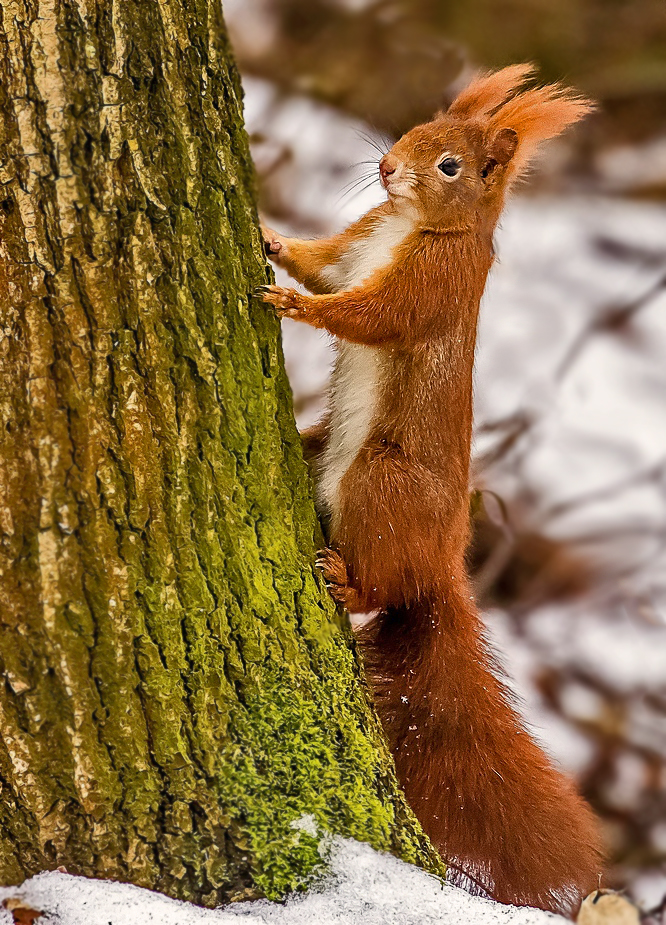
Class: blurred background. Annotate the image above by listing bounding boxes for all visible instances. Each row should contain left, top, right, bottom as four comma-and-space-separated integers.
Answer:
224, 0, 666, 910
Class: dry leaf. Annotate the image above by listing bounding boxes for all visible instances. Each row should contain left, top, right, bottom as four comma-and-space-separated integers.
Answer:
578, 890, 640, 925
2, 898, 43, 925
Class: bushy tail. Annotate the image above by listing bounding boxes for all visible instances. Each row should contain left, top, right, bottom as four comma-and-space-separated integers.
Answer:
358, 586, 603, 917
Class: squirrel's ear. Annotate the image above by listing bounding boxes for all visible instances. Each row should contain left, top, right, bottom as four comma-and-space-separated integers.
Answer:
490, 128, 518, 165
482, 127, 518, 178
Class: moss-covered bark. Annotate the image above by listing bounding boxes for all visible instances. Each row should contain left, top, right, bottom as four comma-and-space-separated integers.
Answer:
0, 0, 442, 907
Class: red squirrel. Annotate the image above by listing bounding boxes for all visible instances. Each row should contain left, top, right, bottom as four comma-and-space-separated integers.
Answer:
260, 65, 603, 916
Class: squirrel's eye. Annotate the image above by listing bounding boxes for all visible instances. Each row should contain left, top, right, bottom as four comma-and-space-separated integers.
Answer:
438, 156, 462, 178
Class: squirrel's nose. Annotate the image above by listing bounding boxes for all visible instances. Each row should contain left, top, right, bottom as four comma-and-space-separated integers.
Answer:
379, 157, 397, 184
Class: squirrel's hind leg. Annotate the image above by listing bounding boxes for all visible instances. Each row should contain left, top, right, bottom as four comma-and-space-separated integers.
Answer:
316, 547, 368, 613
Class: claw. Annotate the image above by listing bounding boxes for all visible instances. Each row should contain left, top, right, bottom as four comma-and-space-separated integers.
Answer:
265, 239, 282, 256
260, 221, 283, 261
258, 285, 304, 319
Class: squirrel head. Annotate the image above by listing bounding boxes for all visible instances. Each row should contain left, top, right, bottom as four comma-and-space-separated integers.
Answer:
379, 64, 594, 232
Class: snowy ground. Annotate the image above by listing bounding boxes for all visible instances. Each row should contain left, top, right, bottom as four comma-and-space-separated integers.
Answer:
0, 834, 562, 925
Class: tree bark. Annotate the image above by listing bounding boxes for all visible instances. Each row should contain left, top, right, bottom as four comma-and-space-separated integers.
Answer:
0, 0, 441, 907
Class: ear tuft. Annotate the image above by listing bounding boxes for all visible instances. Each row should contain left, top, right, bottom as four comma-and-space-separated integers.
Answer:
447, 64, 536, 120
487, 82, 595, 180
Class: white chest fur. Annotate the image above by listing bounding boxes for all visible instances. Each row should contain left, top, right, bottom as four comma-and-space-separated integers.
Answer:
321, 210, 415, 293
317, 211, 414, 522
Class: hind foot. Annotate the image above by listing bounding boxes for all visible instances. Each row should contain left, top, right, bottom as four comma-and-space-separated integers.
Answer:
315, 548, 366, 612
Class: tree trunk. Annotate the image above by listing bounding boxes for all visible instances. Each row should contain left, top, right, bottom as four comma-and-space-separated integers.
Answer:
0, 0, 441, 907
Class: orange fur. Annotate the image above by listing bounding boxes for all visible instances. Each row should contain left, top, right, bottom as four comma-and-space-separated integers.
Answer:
447, 63, 536, 119
261, 66, 602, 916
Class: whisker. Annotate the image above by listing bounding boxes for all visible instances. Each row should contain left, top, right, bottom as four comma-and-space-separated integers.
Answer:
338, 175, 383, 208
365, 128, 389, 150
337, 171, 378, 197
338, 163, 378, 186
367, 123, 395, 154
337, 170, 379, 198
350, 175, 382, 198
355, 128, 389, 159
339, 168, 377, 187
354, 128, 382, 152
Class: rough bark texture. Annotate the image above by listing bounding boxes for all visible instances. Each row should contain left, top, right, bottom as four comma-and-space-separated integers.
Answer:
0, 0, 442, 906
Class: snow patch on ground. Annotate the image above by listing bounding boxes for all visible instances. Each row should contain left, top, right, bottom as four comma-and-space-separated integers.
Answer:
0, 837, 562, 925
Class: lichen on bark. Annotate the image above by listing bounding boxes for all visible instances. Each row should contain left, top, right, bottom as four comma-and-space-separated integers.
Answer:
0, 0, 442, 905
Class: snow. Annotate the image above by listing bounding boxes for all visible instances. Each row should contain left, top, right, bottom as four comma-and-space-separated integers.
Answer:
0, 835, 562, 925
595, 136, 666, 194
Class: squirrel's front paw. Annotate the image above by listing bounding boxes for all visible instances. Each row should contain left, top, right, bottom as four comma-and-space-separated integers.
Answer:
260, 222, 285, 262
258, 285, 307, 320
